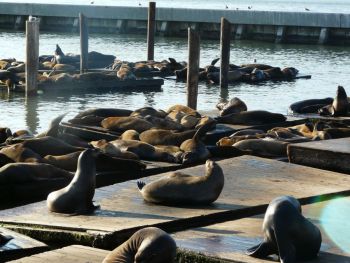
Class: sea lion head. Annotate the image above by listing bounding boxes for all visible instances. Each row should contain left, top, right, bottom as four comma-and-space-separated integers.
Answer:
134, 230, 176, 263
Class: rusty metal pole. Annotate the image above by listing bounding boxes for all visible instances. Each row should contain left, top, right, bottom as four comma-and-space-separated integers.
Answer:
25, 16, 40, 96
147, 2, 156, 61
220, 17, 231, 89
186, 28, 200, 110
80, 13, 89, 74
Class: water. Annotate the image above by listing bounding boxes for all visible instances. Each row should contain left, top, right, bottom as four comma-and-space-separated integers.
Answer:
0, 30, 350, 133
0, 0, 349, 13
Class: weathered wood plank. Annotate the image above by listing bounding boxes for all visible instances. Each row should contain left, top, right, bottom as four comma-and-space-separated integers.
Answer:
288, 137, 350, 174
0, 227, 48, 262
1, 156, 350, 249
174, 198, 350, 262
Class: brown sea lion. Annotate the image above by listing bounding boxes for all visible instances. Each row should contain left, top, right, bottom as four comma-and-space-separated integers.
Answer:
101, 116, 153, 133
216, 97, 248, 116
117, 65, 136, 80
230, 129, 265, 137
130, 107, 166, 118
0, 144, 45, 163
166, 110, 187, 123
233, 138, 288, 157
139, 129, 196, 146
195, 116, 217, 130
44, 151, 82, 171
316, 128, 350, 140
216, 110, 286, 125
166, 105, 201, 117
217, 134, 267, 146
247, 196, 321, 263
68, 115, 105, 126
0, 162, 73, 184
52, 64, 76, 72
74, 108, 132, 119
180, 114, 199, 129
107, 139, 178, 163
144, 115, 183, 130
137, 160, 223, 205
179, 124, 211, 164
47, 149, 99, 214
120, 130, 140, 140
102, 227, 176, 263
90, 140, 140, 160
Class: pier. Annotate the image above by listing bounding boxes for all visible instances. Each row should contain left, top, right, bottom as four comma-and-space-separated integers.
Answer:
0, 3, 350, 44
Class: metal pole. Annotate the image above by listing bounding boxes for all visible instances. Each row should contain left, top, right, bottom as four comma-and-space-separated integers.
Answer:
186, 28, 200, 110
220, 17, 231, 89
147, 2, 156, 61
25, 16, 40, 96
80, 13, 89, 73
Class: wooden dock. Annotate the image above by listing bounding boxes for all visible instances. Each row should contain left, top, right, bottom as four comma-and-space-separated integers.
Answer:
173, 197, 350, 262
8, 198, 350, 262
288, 137, 350, 174
0, 227, 48, 262
1, 156, 350, 249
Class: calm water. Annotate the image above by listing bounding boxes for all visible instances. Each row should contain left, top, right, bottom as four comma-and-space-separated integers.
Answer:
0, 30, 349, 133
0, 0, 349, 13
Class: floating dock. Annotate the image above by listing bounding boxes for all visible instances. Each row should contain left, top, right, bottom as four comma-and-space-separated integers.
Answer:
1, 156, 350, 249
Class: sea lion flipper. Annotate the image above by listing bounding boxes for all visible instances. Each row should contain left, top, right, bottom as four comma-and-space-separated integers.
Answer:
0, 234, 13, 246
246, 241, 274, 258
137, 181, 146, 191
274, 224, 296, 263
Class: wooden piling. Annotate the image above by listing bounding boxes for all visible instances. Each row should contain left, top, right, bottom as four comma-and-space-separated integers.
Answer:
186, 28, 200, 110
220, 17, 231, 89
79, 13, 89, 74
147, 2, 156, 61
25, 16, 40, 96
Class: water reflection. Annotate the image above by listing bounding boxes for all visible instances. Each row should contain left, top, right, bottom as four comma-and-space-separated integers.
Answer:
25, 95, 39, 134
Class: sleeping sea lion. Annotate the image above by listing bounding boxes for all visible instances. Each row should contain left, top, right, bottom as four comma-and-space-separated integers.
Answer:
180, 114, 199, 129
216, 110, 286, 125
120, 130, 140, 140
102, 227, 176, 263
68, 115, 105, 126
137, 160, 224, 205
0, 144, 46, 163
130, 107, 166, 118
90, 140, 140, 160
74, 108, 132, 119
216, 97, 248, 116
166, 110, 187, 123
101, 116, 153, 133
233, 138, 289, 157
144, 115, 183, 130
47, 149, 99, 214
247, 196, 321, 263
139, 129, 196, 146
166, 105, 201, 117
0, 162, 73, 184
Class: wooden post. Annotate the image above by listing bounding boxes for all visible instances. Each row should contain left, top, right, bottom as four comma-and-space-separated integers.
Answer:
220, 17, 231, 89
79, 13, 89, 74
25, 16, 40, 96
147, 2, 156, 61
186, 28, 200, 110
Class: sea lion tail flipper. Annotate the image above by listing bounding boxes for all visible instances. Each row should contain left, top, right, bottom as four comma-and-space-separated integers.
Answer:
137, 180, 146, 191
246, 241, 274, 258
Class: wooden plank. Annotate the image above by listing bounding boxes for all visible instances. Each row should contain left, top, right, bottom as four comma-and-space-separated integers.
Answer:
288, 137, 350, 174
25, 17, 39, 96
8, 245, 107, 263
174, 198, 350, 262
1, 156, 350, 249
0, 227, 48, 262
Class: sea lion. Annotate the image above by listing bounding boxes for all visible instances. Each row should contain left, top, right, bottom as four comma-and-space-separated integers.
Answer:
0, 163, 73, 184
74, 108, 132, 119
166, 105, 201, 117
117, 65, 136, 80
316, 128, 350, 140
17, 136, 84, 156
0, 144, 46, 163
90, 140, 140, 160
230, 129, 265, 137
216, 110, 286, 125
101, 116, 153, 133
217, 134, 267, 146
233, 138, 289, 157
144, 115, 183, 131
139, 129, 196, 146
288, 98, 334, 114
120, 130, 140, 140
0, 128, 12, 143
102, 227, 176, 263
36, 113, 67, 138
44, 151, 82, 171
247, 196, 321, 263
130, 107, 166, 118
47, 149, 99, 214
319, 86, 349, 116
137, 160, 224, 205
216, 97, 248, 116
166, 110, 187, 123
0, 153, 14, 167
69, 115, 105, 126
107, 139, 178, 163
180, 129, 211, 164
180, 114, 199, 129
